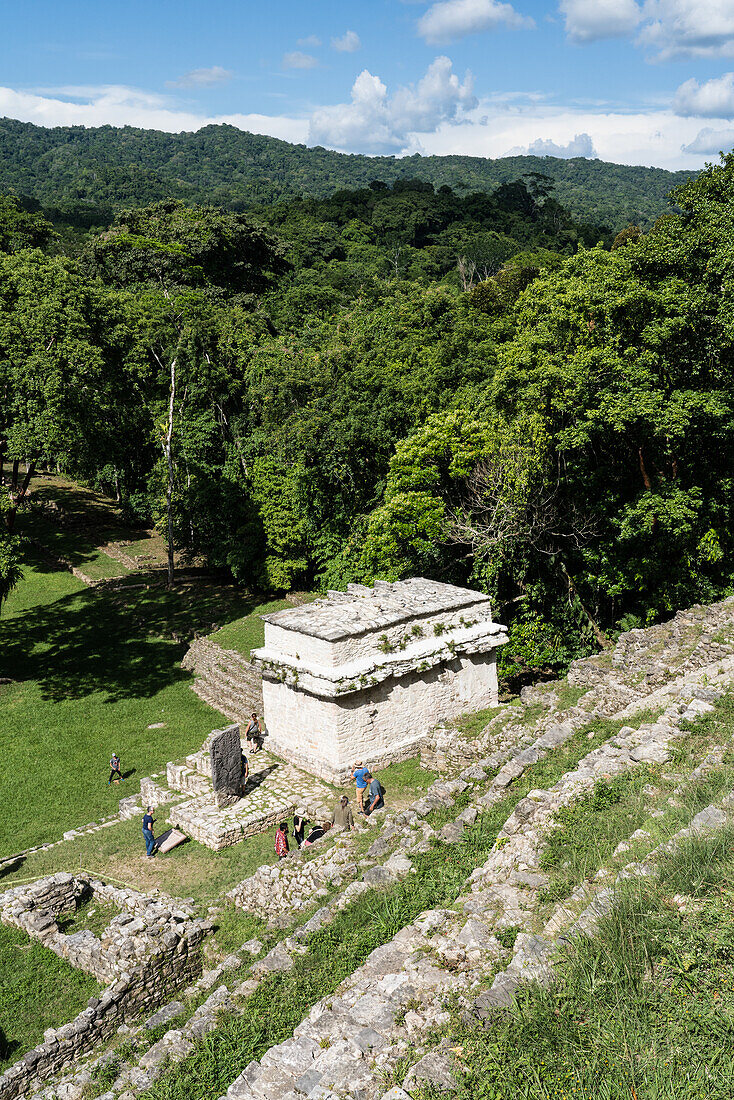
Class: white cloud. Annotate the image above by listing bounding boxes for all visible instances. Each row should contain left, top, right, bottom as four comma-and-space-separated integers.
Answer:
559, 0, 641, 43
521, 131, 598, 157
167, 66, 233, 89
0, 78, 729, 172
640, 0, 734, 60
418, 0, 534, 44
331, 30, 361, 52
682, 126, 734, 153
674, 73, 734, 117
559, 0, 734, 58
282, 50, 319, 70
0, 84, 308, 142
297, 35, 322, 47
309, 56, 476, 153
414, 102, 719, 170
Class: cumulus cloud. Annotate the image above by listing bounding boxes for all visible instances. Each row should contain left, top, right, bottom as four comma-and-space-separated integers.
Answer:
674, 73, 734, 117
309, 56, 476, 153
682, 126, 734, 154
0, 83, 308, 142
167, 66, 233, 88
559, 0, 641, 42
418, 0, 534, 44
559, 0, 734, 58
640, 0, 734, 60
297, 35, 322, 47
522, 131, 598, 157
331, 30, 361, 52
282, 50, 319, 70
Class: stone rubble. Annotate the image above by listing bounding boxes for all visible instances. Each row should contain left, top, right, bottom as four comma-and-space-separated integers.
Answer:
17, 594, 734, 1100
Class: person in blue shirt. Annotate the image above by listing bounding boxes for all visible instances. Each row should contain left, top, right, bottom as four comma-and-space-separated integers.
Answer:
142, 807, 156, 859
364, 772, 384, 816
351, 761, 370, 813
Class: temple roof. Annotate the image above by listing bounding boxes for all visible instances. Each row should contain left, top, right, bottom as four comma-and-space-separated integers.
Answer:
261, 577, 492, 641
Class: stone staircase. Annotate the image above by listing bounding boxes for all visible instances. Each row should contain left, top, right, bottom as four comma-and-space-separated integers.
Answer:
23, 595, 734, 1100
182, 637, 263, 724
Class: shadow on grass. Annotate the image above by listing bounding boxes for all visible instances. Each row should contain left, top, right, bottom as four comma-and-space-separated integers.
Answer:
0, 547, 264, 703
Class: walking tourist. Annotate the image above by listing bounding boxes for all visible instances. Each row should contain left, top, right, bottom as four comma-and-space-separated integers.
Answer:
351, 760, 370, 813
293, 813, 307, 847
275, 822, 290, 859
303, 821, 331, 846
364, 771, 384, 816
331, 795, 355, 830
244, 713, 262, 753
142, 806, 156, 859
108, 753, 123, 785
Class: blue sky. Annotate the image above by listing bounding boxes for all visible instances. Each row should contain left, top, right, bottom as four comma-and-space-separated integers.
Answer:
3, 0, 734, 168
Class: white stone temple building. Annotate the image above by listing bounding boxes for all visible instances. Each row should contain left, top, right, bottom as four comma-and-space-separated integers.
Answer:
250, 578, 508, 783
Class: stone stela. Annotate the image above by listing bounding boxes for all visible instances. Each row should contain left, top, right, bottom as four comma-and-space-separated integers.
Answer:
209, 724, 242, 808
250, 577, 509, 784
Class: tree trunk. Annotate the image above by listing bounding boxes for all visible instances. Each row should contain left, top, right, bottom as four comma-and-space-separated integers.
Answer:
164, 358, 177, 588
5, 459, 36, 533
559, 559, 611, 650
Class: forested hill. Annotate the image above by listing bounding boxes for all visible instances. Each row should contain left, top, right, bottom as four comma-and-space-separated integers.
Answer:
0, 116, 693, 230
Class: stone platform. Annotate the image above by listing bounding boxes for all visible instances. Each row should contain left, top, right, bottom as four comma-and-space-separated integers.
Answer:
166, 750, 335, 851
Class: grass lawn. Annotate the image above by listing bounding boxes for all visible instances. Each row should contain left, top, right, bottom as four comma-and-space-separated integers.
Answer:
211, 594, 318, 657
0, 532, 275, 854
0, 814, 279, 913
0, 923, 101, 1071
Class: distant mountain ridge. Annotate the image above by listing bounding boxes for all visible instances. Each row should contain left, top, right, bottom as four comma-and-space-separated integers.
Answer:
0, 116, 696, 229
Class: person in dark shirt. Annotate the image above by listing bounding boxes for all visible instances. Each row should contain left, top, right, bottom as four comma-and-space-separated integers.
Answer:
293, 814, 307, 847
303, 821, 332, 847
240, 749, 249, 795
108, 753, 123, 785
142, 807, 156, 859
364, 772, 384, 815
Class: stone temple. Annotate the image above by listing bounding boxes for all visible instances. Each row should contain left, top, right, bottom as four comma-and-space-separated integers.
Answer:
250, 578, 508, 784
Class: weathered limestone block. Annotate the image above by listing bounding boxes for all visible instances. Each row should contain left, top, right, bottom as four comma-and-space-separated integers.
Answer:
251, 578, 508, 783
209, 725, 242, 808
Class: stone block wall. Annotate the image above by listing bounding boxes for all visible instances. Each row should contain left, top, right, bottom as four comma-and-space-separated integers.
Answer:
261, 652, 499, 784
0, 876, 211, 1100
253, 579, 508, 784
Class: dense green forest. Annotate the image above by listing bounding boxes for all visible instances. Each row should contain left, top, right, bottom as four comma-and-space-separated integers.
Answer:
2, 154, 733, 681
0, 117, 694, 234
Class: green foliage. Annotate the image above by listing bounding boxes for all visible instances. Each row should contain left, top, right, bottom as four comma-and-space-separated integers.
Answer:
4, 151, 734, 673
0, 118, 692, 229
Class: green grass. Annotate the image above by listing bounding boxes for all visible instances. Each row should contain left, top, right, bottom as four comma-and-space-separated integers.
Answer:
0, 923, 101, 1071
376, 756, 437, 803
57, 896, 121, 937
436, 830, 734, 1100
0, 519, 287, 854
554, 680, 588, 711
0, 814, 279, 916
79, 552, 131, 581
133, 711, 662, 1100
211, 595, 317, 657
538, 773, 651, 904
454, 705, 505, 740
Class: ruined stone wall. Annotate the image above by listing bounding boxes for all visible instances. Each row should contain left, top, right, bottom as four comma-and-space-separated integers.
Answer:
0, 876, 210, 1100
